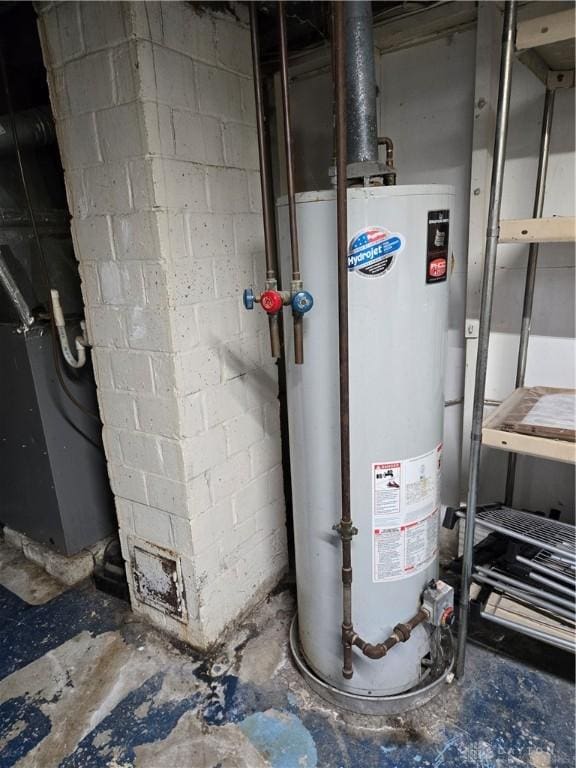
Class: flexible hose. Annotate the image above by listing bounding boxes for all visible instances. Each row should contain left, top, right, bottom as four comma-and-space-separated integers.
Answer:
51, 288, 88, 368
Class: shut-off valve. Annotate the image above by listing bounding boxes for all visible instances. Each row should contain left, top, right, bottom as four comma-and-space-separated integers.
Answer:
243, 1, 314, 365
243, 283, 314, 364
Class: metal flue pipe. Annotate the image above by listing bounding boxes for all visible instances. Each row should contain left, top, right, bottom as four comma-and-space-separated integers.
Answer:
345, 1, 378, 166
457, 0, 517, 679
249, 2, 281, 358
278, 1, 304, 364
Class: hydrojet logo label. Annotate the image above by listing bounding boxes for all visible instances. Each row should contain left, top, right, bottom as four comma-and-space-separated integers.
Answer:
347, 226, 405, 278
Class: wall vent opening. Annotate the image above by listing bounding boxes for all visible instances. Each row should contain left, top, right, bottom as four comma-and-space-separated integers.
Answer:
131, 542, 187, 622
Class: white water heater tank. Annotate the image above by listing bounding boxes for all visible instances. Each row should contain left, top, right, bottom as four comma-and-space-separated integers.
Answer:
278, 185, 454, 698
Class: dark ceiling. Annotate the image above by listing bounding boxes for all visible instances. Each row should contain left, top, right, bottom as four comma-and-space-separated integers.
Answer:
192, 2, 443, 64
0, 1, 444, 108
0, 2, 50, 113
254, 2, 441, 62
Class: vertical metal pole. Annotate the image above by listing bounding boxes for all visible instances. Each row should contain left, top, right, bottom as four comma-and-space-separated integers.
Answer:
504, 88, 555, 505
333, 1, 354, 680
457, 0, 517, 679
249, 2, 281, 359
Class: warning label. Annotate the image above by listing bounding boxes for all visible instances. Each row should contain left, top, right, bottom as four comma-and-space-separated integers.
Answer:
372, 445, 442, 582
373, 462, 401, 522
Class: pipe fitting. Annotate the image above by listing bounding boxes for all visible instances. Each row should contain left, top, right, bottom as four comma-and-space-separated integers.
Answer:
354, 641, 389, 660
50, 289, 88, 369
347, 607, 430, 666
341, 566, 353, 587
393, 623, 412, 643
333, 520, 358, 541
342, 627, 355, 680
378, 136, 397, 185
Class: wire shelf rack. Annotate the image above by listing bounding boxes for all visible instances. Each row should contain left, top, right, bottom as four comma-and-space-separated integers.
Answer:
456, 505, 575, 561
531, 549, 576, 583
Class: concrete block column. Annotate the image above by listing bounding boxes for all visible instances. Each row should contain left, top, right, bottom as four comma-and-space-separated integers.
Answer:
37, 0, 286, 647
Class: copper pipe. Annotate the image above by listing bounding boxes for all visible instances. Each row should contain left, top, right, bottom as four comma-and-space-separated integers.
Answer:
378, 136, 394, 168
333, 0, 355, 680
250, 3, 281, 359
377, 136, 396, 185
293, 315, 303, 365
250, 2, 276, 284
278, 1, 304, 364
278, 1, 300, 283
267, 313, 280, 359
348, 609, 429, 660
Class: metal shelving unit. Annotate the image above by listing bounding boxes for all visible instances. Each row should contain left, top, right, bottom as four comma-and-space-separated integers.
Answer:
454, 1, 576, 677
454, 505, 576, 558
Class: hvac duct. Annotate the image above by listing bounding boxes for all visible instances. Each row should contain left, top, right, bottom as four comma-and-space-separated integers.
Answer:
0, 107, 55, 155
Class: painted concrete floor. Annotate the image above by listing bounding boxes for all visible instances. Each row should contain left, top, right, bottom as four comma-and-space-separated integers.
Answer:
0, 541, 574, 768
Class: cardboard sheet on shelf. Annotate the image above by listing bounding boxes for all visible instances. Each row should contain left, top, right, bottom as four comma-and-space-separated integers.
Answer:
496, 386, 576, 443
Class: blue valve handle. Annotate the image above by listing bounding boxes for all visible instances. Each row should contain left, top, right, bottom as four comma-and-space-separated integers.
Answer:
243, 287, 255, 310
291, 290, 314, 315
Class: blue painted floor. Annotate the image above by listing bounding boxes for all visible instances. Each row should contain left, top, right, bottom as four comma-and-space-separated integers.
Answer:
0, 542, 574, 767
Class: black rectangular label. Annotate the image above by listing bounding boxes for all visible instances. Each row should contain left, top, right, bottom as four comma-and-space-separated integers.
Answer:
426, 210, 449, 284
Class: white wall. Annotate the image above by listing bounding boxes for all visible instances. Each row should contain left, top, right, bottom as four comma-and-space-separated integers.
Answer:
290, 66, 333, 192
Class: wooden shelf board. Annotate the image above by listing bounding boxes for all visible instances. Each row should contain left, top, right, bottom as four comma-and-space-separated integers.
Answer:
499, 216, 576, 243
483, 592, 575, 648
516, 7, 576, 53
517, 49, 574, 89
483, 387, 576, 465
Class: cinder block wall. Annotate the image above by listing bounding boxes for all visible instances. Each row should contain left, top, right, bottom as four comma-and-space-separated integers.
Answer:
37, 0, 286, 647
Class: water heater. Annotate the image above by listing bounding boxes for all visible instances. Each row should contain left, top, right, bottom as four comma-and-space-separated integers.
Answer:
278, 185, 454, 707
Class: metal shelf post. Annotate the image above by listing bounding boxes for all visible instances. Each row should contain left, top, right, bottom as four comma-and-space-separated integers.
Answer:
457, 0, 517, 679
504, 88, 556, 506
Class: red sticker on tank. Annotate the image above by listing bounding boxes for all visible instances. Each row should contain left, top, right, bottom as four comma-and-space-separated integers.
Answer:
429, 258, 447, 278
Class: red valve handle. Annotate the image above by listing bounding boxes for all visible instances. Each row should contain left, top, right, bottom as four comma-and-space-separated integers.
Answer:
260, 290, 283, 315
